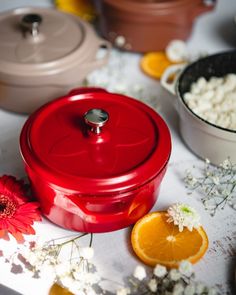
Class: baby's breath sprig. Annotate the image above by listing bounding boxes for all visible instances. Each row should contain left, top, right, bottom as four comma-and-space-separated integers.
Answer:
15, 233, 101, 294
184, 158, 236, 215
117, 261, 218, 295
1, 237, 219, 294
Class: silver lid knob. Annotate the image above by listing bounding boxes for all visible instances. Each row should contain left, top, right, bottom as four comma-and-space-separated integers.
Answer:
84, 109, 109, 134
21, 14, 42, 37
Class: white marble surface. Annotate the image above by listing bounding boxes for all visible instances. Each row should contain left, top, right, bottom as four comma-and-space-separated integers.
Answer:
0, 0, 236, 294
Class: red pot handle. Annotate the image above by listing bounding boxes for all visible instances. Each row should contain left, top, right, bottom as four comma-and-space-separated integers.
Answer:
65, 191, 152, 225
65, 194, 131, 223
68, 87, 108, 96
192, 0, 217, 18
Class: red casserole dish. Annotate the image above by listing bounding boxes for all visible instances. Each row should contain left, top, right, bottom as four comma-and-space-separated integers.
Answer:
20, 88, 171, 232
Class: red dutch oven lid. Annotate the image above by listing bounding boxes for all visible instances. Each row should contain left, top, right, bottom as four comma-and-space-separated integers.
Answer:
20, 88, 171, 194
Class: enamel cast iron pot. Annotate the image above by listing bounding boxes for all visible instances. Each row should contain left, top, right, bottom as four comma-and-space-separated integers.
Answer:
94, 0, 216, 52
0, 7, 110, 114
20, 88, 171, 233
161, 50, 236, 166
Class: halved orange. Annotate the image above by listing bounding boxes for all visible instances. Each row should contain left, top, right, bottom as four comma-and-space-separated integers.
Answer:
140, 52, 174, 79
49, 284, 73, 295
55, 0, 95, 21
131, 212, 208, 268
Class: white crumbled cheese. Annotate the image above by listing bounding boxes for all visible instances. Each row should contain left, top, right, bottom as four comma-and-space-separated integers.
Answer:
183, 74, 236, 130
196, 77, 207, 90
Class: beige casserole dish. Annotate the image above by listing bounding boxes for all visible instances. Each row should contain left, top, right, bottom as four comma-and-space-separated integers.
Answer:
0, 7, 110, 114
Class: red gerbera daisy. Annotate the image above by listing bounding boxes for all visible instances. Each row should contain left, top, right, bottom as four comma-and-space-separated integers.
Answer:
0, 175, 41, 243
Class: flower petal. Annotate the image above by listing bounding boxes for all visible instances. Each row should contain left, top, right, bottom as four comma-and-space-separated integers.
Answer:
0, 175, 41, 243
0, 229, 9, 241
16, 203, 42, 221
11, 231, 25, 243
0, 175, 27, 204
0, 219, 9, 230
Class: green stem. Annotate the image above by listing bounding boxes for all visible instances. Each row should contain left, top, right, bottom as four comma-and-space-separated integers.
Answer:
215, 182, 236, 209
59, 233, 88, 247
89, 233, 93, 247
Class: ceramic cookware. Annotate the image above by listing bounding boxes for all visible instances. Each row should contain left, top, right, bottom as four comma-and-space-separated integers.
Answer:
0, 7, 110, 114
20, 87, 171, 232
94, 0, 216, 52
161, 50, 236, 165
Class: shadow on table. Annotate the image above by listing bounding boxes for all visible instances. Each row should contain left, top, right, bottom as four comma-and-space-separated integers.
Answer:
215, 16, 236, 48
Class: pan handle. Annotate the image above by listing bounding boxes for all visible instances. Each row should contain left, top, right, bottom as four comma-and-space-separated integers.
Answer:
65, 194, 133, 224
86, 39, 112, 69
160, 63, 186, 95
65, 191, 151, 225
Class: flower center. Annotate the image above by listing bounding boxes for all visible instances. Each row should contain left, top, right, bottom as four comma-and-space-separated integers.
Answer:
181, 206, 192, 214
166, 235, 176, 242
0, 203, 6, 211
0, 194, 17, 218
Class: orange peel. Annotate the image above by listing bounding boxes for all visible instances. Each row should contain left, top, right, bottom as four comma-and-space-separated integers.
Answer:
131, 211, 209, 268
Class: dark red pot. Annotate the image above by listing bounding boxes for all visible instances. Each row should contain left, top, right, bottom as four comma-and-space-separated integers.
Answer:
94, 0, 216, 52
20, 88, 171, 232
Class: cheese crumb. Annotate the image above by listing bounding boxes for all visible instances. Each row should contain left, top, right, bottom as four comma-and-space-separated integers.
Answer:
183, 74, 236, 130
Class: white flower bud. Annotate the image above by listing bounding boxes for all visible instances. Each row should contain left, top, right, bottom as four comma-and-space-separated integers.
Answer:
116, 288, 130, 295
166, 40, 188, 62
133, 265, 146, 280
221, 159, 231, 170
179, 261, 193, 277
153, 264, 167, 278
148, 279, 157, 292
169, 269, 181, 281
173, 283, 185, 295
184, 284, 195, 295
211, 176, 220, 185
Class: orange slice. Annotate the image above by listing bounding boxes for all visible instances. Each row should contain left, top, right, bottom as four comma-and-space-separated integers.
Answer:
140, 52, 174, 79
49, 283, 73, 295
55, 0, 95, 21
131, 211, 208, 268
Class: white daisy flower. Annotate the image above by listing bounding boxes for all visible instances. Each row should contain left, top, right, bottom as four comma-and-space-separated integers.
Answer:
166, 203, 201, 232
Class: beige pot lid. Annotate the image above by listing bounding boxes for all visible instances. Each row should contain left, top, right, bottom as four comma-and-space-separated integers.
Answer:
0, 7, 101, 84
